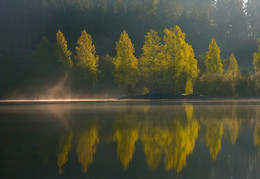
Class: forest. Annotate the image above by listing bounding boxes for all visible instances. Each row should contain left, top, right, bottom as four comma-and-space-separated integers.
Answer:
1, 0, 260, 98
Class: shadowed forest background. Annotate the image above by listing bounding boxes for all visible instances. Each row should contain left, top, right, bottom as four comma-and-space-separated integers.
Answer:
1, 0, 260, 98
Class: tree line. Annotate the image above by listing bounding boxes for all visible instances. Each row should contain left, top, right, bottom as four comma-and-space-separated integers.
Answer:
1, 0, 260, 66
1, 25, 260, 98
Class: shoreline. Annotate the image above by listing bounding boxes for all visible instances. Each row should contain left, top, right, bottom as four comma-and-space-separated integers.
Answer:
1, 98, 260, 103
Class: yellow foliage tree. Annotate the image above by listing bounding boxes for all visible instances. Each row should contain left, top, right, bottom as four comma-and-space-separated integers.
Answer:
75, 30, 99, 89
185, 79, 193, 95
113, 31, 139, 94
225, 53, 241, 95
163, 26, 199, 93
253, 39, 260, 73
56, 30, 73, 67
253, 39, 260, 90
140, 29, 165, 91
205, 38, 223, 76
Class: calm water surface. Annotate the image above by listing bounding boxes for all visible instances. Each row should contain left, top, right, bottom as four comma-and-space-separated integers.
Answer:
0, 101, 260, 178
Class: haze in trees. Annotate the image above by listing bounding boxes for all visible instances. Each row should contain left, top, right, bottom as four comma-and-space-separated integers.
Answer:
2, 0, 260, 98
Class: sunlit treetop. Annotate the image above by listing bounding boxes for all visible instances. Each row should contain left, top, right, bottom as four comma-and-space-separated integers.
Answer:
56, 30, 73, 67
75, 30, 99, 81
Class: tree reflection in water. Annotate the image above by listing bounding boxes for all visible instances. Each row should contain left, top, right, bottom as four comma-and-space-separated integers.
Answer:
141, 104, 199, 173
57, 132, 73, 174
46, 103, 252, 174
113, 111, 140, 169
224, 106, 240, 145
76, 127, 99, 173
205, 121, 223, 160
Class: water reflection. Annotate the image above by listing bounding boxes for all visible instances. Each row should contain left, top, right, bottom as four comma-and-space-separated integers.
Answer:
57, 133, 73, 174
76, 126, 99, 173
113, 111, 139, 169
1, 102, 260, 177
204, 119, 223, 160
224, 107, 241, 145
141, 105, 199, 173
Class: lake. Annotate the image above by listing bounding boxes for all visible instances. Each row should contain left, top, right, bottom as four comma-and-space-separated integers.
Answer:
0, 101, 260, 178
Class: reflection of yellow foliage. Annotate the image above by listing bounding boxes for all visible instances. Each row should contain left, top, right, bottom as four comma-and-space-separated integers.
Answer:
113, 112, 139, 170
141, 118, 199, 173
164, 120, 199, 173
141, 126, 169, 169
205, 122, 223, 160
143, 105, 150, 113
225, 119, 240, 145
114, 129, 139, 169
254, 122, 260, 151
185, 104, 193, 120
57, 133, 73, 175
76, 127, 99, 173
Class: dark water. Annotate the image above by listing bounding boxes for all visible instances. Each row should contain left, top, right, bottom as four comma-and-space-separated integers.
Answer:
1, 101, 260, 178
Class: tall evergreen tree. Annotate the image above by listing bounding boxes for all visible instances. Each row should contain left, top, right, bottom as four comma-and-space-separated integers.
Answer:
225, 53, 241, 95
140, 29, 163, 91
253, 38, 260, 91
34, 36, 56, 80
75, 30, 99, 90
253, 39, 260, 73
55, 30, 72, 68
163, 26, 199, 94
226, 53, 241, 79
204, 38, 223, 76
113, 31, 139, 94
